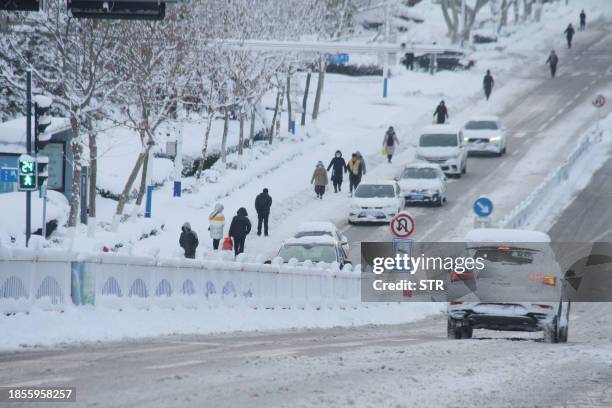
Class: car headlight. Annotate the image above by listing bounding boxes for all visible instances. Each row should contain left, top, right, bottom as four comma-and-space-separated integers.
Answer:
350, 204, 361, 211
415, 154, 426, 160
490, 135, 502, 142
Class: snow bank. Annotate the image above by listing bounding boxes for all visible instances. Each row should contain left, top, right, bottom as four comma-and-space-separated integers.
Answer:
0, 302, 444, 351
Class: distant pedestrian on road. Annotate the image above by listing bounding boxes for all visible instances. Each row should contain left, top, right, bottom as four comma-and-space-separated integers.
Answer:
229, 207, 251, 256
403, 52, 415, 71
564, 23, 575, 48
579, 10, 586, 31
483, 70, 495, 101
208, 203, 225, 250
179, 222, 199, 259
383, 126, 400, 163
311, 161, 329, 199
327, 150, 347, 193
254, 188, 272, 236
433, 101, 448, 124
347, 153, 364, 194
546, 50, 559, 78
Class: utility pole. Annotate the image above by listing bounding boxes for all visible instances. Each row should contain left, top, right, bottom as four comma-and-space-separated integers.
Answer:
25, 70, 32, 247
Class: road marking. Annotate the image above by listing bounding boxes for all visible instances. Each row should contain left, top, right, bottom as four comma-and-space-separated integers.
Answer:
514, 131, 527, 138
565, 101, 573, 108
583, 85, 590, 91
145, 360, 203, 370
418, 219, 443, 241
591, 79, 598, 85
2, 377, 75, 388
537, 122, 549, 132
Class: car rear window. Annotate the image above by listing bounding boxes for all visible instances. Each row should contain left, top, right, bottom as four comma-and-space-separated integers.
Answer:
465, 121, 498, 130
472, 247, 538, 265
278, 244, 337, 263
294, 231, 333, 238
419, 133, 458, 147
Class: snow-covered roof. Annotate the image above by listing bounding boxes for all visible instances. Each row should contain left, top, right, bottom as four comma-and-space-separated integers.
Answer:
465, 228, 551, 243
420, 124, 461, 134
295, 221, 338, 234
465, 115, 500, 123
0, 116, 70, 149
283, 236, 338, 245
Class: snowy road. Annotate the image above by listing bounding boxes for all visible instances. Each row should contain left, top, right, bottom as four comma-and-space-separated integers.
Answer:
342, 23, 612, 263
1, 303, 612, 408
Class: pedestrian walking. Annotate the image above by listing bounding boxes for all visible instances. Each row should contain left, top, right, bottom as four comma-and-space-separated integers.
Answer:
347, 153, 363, 194
433, 101, 448, 124
579, 10, 586, 31
311, 161, 329, 199
208, 203, 225, 250
254, 188, 272, 236
546, 50, 559, 78
383, 126, 400, 163
403, 52, 415, 71
564, 23, 575, 48
179, 222, 199, 259
228, 207, 251, 256
327, 150, 347, 193
483, 70, 495, 101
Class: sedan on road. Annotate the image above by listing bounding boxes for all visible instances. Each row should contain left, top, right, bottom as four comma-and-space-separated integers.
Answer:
348, 181, 402, 224
271, 236, 351, 268
463, 115, 507, 156
396, 162, 448, 207
293, 221, 350, 253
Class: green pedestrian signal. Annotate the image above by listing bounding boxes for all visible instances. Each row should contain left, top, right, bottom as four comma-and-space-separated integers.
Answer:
18, 154, 37, 191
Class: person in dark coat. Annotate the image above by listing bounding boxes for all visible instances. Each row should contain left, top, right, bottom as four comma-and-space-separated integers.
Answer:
546, 50, 559, 78
327, 150, 347, 193
403, 52, 415, 71
564, 23, 575, 48
228, 207, 251, 256
179, 222, 199, 259
579, 10, 586, 31
483, 70, 494, 101
433, 101, 448, 124
254, 188, 272, 236
383, 127, 400, 163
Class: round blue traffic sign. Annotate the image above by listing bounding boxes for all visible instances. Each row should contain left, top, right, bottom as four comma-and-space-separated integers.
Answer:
473, 197, 493, 217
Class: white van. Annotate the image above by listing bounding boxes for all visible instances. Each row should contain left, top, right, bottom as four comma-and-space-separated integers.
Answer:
416, 125, 468, 177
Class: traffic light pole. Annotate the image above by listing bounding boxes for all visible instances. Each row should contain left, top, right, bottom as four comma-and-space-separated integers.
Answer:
26, 70, 32, 247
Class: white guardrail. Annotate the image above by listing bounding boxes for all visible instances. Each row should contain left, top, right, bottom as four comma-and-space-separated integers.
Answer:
0, 248, 361, 314
500, 130, 596, 229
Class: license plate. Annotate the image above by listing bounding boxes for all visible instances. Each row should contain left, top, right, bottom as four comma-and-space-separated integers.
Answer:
410, 195, 424, 200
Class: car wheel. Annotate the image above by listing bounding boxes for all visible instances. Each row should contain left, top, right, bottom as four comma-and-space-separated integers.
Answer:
558, 325, 568, 343
543, 316, 559, 343
461, 326, 473, 339
434, 195, 443, 207
462, 161, 467, 174
447, 318, 462, 339
348, 219, 354, 225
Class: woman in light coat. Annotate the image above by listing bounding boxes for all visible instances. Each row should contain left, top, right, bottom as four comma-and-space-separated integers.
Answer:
208, 203, 225, 250
311, 161, 329, 199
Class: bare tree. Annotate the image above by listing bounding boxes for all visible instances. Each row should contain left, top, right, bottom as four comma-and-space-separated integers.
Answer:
440, 0, 489, 44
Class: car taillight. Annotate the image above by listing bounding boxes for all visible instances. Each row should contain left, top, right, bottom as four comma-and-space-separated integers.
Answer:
450, 270, 475, 282
450, 301, 464, 305
532, 303, 553, 309
528, 274, 557, 286
403, 290, 413, 298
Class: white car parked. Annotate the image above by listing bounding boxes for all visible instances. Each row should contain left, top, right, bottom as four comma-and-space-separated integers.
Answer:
396, 162, 448, 207
447, 228, 570, 343
348, 181, 402, 224
293, 221, 349, 254
463, 115, 507, 156
416, 125, 468, 177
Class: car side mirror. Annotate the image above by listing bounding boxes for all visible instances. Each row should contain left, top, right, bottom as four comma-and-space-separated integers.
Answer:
264, 260, 272, 264
344, 260, 352, 265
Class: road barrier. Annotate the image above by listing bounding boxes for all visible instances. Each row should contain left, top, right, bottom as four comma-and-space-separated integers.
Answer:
0, 248, 361, 314
501, 131, 596, 229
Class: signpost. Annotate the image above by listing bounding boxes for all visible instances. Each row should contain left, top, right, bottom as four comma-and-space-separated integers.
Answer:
0, 167, 18, 183
593, 94, 606, 139
473, 196, 493, 228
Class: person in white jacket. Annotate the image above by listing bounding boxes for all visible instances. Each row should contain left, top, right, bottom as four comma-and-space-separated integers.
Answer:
208, 203, 225, 250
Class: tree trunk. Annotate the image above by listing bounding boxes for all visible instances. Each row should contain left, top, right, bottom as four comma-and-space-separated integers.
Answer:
134, 145, 149, 208
221, 107, 229, 163
500, 0, 509, 26
286, 72, 292, 132
312, 61, 325, 120
238, 108, 244, 156
523, 0, 533, 20
276, 84, 285, 140
513, 0, 519, 24
249, 105, 256, 147
67, 113, 82, 228
269, 89, 281, 144
196, 112, 214, 179
112, 149, 147, 231
301, 71, 311, 126
440, 1, 459, 44
86, 116, 97, 237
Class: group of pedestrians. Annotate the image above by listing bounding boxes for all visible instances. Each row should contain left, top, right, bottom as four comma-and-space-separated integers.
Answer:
546, 11, 588, 79
179, 188, 273, 259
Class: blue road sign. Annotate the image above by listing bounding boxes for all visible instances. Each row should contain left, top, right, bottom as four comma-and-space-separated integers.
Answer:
1, 167, 18, 183
473, 196, 493, 217
392, 238, 414, 272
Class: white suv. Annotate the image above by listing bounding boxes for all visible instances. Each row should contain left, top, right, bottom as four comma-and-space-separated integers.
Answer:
416, 125, 468, 177
463, 115, 507, 156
